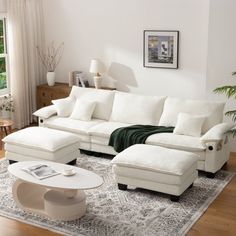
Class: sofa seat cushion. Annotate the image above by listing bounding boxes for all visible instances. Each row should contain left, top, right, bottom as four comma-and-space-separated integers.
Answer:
146, 133, 205, 152
88, 121, 131, 138
111, 144, 198, 176
110, 91, 166, 125
43, 116, 104, 136
3, 127, 80, 152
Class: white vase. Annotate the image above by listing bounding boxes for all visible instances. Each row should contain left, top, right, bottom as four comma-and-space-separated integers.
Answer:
94, 76, 102, 89
47, 72, 56, 86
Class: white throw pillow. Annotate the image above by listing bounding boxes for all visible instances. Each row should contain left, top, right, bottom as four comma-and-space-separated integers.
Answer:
173, 113, 205, 137
69, 86, 115, 120
52, 97, 75, 117
70, 99, 96, 121
159, 97, 225, 133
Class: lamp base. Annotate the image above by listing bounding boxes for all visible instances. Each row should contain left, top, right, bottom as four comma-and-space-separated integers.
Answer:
94, 76, 102, 89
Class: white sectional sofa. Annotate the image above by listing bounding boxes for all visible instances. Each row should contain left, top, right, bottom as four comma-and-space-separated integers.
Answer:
34, 86, 233, 177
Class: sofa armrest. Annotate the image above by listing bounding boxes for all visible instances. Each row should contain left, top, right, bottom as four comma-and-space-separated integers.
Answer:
33, 105, 57, 119
201, 123, 235, 144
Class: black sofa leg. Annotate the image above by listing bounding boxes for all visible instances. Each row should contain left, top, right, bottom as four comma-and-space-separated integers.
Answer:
206, 172, 215, 179
170, 195, 180, 202
118, 183, 127, 190
188, 183, 193, 189
9, 160, 17, 165
67, 159, 77, 165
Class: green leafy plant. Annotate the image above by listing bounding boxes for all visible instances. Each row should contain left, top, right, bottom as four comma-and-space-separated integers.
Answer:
214, 72, 236, 137
0, 94, 14, 113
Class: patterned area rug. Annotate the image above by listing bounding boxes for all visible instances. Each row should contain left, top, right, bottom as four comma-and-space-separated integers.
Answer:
0, 155, 234, 236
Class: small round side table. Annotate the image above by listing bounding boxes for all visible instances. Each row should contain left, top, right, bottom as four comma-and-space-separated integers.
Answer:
0, 119, 14, 149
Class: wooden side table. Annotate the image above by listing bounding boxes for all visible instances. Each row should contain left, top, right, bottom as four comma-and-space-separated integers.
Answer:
0, 119, 14, 149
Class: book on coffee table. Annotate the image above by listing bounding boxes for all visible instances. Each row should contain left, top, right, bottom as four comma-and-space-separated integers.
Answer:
22, 164, 60, 180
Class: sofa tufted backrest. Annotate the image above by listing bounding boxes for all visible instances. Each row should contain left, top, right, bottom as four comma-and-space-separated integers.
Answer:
110, 91, 166, 125
69, 86, 115, 120
159, 97, 225, 133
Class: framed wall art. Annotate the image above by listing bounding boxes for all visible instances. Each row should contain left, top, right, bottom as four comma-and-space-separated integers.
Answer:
143, 30, 179, 69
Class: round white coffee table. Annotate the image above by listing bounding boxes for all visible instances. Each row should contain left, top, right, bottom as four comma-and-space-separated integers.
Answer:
8, 161, 103, 221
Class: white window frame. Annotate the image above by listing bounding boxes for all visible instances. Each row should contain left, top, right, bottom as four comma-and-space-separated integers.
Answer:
0, 13, 9, 96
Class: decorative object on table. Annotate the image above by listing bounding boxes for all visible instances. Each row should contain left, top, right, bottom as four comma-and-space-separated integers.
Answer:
73, 71, 89, 87
0, 94, 14, 119
68, 72, 74, 87
89, 59, 106, 89
214, 71, 236, 137
36, 42, 64, 86
0, 155, 234, 235
143, 30, 179, 69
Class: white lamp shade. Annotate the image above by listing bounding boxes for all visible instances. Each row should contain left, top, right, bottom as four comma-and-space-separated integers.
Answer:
89, 59, 106, 74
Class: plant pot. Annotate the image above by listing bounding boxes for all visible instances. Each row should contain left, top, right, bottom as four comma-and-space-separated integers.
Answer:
47, 72, 56, 86
1, 110, 10, 119
94, 76, 102, 89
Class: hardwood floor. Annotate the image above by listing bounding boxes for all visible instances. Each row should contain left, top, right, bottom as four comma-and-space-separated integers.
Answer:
0, 150, 236, 236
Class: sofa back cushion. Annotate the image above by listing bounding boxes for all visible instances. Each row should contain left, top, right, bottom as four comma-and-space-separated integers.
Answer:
110, 91, 166, 125
159, 97, 225, 133
69, 86, 115, 120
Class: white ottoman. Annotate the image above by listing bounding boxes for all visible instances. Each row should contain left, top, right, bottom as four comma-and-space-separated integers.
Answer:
111, 144, 198, 201
3, 127, 80, 164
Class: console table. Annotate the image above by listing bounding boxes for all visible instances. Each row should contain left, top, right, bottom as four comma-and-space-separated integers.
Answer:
37, 83, 116, 109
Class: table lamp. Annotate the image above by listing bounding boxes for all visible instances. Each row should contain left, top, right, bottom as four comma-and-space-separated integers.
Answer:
89, 59, 106, 89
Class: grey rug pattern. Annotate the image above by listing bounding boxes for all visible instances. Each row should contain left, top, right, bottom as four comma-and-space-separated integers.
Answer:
0, 155, 234, 236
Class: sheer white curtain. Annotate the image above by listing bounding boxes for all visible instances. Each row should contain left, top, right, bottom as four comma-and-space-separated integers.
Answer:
7, 0, 45, 128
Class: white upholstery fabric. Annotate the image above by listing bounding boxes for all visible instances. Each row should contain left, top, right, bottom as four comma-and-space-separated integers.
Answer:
146, 133, 205, 152
201, 122, 235, 142
114, 172, 197, 196
3, 127, 80, 152
70, 99, 96, 121
69, 86, 115, 120
174, 113, 205, 137
88, 121, 130, 137
33, 105, 57, 119
113, 164, 197, 185
43, 116, 104, 135
110, 92, 166, 125
5, 151, 79, 164
159, 97, 225, 133
111, 144, 198, 176
5, 143, 79, 160
52, 97, 75, 117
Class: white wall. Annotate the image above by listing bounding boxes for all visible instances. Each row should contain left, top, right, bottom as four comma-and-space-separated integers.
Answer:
43, 0, 209, 98
206, 0, 236, 151
0, 0, 6, 13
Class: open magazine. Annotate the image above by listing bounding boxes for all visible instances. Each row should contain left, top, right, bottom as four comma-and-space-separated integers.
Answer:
22, 164, 60, 180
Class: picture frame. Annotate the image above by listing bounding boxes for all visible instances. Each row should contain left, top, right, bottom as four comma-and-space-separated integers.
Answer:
143, 30, 179, 69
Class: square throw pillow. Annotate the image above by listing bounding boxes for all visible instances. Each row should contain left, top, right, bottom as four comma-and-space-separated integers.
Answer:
52, 97, 75, 117
173, 113, 205, 137
70, 99, 96, 121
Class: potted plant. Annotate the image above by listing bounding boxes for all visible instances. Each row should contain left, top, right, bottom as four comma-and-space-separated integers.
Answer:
0, 94, 14, 119
36, 42, 64, 86
214, 72, 236, 137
